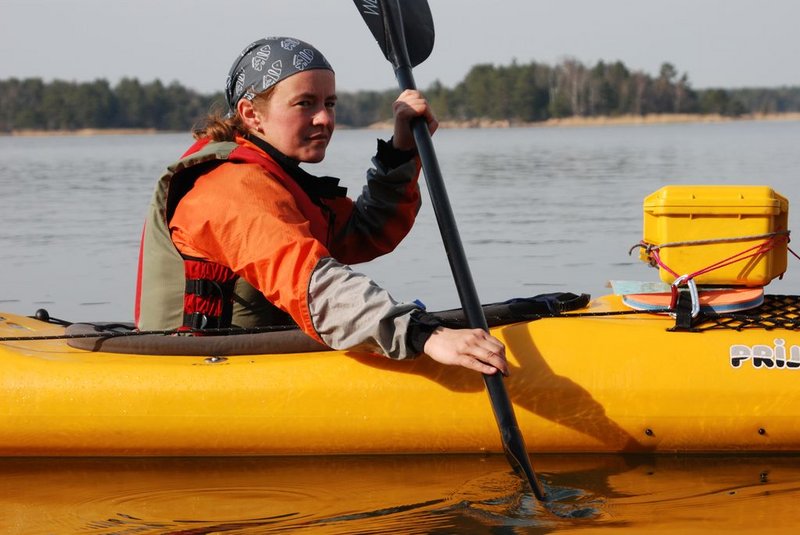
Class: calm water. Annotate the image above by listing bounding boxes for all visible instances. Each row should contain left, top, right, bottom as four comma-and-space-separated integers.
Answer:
2, 122, 800, 321
2, 120, 800, 533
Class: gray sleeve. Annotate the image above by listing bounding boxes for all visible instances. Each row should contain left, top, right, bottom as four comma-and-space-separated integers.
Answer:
307, 256, 421, 360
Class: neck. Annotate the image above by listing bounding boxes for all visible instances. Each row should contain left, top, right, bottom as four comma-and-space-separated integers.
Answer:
245, 133, 299, 168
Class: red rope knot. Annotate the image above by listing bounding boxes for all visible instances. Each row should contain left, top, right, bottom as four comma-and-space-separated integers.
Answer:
628, 241, 660, 268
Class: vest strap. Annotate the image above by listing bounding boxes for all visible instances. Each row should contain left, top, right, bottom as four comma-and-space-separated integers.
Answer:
183, 312, 225, 330
185, 278, 222, 297
182, 258, 238, 331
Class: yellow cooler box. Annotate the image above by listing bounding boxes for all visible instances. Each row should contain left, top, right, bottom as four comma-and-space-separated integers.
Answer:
641, 185, 789, 286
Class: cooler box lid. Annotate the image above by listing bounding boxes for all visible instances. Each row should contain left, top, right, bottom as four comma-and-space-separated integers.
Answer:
643, 185, 788, 215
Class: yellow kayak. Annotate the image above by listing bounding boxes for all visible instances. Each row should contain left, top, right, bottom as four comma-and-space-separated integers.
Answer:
2, 292, 799, 456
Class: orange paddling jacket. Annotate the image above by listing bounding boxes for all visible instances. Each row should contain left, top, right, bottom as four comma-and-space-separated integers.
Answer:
135, 135, 435, 358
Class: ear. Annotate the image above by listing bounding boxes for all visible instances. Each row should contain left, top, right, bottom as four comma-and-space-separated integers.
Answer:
236, 98, 262, 132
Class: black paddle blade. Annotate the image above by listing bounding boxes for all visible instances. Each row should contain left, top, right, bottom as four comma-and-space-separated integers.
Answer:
353, 0, 434, 68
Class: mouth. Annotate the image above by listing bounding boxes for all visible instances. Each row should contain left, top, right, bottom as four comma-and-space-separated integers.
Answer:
307, 129, 331, 144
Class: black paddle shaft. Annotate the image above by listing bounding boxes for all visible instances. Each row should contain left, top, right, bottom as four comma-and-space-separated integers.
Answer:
364, 0, 546, 500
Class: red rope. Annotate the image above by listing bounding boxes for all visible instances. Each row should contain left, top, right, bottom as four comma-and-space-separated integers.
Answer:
644, 235, 787, 308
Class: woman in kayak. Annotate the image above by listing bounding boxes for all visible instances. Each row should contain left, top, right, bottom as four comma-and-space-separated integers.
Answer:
135, 36, 507, 375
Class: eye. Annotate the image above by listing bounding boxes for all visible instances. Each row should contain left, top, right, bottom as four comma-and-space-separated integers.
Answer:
325, 100, 337, 109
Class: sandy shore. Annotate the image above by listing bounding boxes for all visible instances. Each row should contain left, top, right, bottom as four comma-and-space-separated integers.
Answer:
4, 113, 799, 136
368, 112, 800, 130
526, 112, 800, 128
4, 128, 162, 137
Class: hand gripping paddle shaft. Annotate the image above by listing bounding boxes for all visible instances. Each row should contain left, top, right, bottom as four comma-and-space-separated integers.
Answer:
353, 0, 546, 501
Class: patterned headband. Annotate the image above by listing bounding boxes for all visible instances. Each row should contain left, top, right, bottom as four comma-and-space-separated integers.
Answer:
225, 36, 334, 112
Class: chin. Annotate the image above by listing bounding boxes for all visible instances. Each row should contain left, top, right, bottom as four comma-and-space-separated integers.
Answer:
301, 150, 327, 163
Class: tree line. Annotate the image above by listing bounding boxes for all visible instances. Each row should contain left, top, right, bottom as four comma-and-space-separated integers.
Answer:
2, 59, 798, 133
0, 77, 216, 132
430, 60, 799, 121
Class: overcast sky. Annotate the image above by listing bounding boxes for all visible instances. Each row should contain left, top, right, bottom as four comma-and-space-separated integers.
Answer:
2, 0, 798, 94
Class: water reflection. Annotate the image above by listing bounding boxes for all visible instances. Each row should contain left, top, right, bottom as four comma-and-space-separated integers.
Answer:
3, 454, 798, 533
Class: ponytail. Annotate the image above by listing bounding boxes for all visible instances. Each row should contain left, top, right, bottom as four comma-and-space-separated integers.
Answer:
192, 87, 276, 141
192, 113, 246, 142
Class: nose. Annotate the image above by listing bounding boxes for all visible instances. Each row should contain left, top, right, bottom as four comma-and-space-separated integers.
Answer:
312, 106, 334, 128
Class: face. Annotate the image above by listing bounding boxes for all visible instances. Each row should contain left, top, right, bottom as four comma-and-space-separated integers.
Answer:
250, 70, 336, 163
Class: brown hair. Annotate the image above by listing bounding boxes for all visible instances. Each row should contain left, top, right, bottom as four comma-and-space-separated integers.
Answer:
192, 87, 276, 142
191, 112, 245, 142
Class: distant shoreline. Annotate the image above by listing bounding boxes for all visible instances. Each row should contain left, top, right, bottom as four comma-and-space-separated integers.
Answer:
371, 111, 800, 130
4, 128, 164, 137
4, 112, 800, 137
